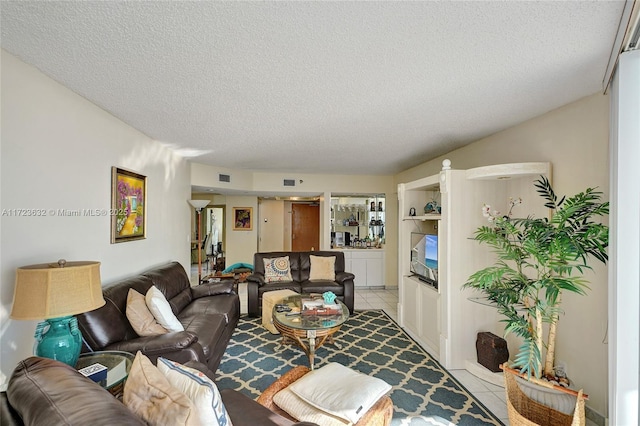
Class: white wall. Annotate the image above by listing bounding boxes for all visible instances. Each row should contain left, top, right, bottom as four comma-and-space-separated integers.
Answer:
0, 51, 191, 386
224, 196, 259, 266
396, 92, 610, 416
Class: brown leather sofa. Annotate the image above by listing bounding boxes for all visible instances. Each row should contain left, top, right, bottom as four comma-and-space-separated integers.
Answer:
76, 261, 239, 373
247, 251, 355, 317
0, 357, 317, 426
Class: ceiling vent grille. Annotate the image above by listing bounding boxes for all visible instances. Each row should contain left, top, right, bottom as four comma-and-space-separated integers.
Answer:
283, 179, 296, 187
218, 174, 231, 183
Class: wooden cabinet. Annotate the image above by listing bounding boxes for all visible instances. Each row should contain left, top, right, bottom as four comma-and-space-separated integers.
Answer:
341, 249, 384, 288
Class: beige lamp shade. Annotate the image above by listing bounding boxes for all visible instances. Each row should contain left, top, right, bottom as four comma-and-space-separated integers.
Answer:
10, 260, 105, 320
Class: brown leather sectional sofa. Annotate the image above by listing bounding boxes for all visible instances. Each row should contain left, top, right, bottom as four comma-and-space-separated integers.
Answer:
247, 251, 355, 317
76, 261, 239, 372
0, 262, 324, 425
0, 357, 318, 426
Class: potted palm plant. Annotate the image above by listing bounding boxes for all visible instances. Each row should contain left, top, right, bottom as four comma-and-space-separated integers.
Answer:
463, 176, 608, 422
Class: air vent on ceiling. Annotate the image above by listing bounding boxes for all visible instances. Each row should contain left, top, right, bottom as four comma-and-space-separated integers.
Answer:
283, 179, 296, 187
218, 173, 231, 183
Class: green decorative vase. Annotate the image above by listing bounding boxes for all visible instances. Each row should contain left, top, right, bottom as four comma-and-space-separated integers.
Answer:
34, 316, 82, 366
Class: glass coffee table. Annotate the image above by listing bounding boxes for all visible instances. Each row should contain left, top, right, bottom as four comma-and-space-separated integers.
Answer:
272, 294, 349, 370
76, 351, 135, 400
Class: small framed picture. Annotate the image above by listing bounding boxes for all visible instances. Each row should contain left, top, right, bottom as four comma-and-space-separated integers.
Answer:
111, 167, 147, 243
232, 207, 253, 231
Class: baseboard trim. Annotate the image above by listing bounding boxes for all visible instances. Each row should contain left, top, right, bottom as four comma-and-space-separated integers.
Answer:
464, 360, 505, 387
586, 405, 606, 426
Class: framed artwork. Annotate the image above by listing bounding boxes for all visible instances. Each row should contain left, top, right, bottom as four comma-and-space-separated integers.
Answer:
111, 167, 147, 243
232, 207, 253, 231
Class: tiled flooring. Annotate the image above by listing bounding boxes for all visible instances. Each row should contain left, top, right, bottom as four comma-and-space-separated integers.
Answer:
355, 288, 509, 424
353, 287, 399, 322
192, 268, 593, 426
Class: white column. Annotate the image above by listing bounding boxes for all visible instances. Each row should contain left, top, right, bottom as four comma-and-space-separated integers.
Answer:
608, 49, 640, 426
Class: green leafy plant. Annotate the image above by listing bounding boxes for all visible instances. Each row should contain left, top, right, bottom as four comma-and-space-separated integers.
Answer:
464, 176, 609, 380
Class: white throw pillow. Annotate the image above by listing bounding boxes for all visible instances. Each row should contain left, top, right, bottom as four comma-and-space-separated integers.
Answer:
145, 286, 184, 332
288, 363, 391, 424
273, 387, 350, 426
309, 255, 336, 281
157, 358, 233, 426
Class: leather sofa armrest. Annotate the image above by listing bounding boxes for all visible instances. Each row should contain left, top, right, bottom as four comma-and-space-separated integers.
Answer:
7, 357, 144, 426
0, 391, 21, 426
105, 331, 198, 356
247, 278, 261, 317
335, 271, 355, 284
246, 273, 265, 285
192, 281, 235, 298
336, 272, 355, 314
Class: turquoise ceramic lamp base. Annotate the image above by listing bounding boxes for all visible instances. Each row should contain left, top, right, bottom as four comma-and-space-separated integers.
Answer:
34, 316, 82, 367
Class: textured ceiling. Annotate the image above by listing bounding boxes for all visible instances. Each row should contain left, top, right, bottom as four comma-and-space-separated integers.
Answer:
0, 1, 625, 175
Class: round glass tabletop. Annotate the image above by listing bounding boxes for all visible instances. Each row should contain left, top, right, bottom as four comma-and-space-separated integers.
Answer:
273, 294, 349, 331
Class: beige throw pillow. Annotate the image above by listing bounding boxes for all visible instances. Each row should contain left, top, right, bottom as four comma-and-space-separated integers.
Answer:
126, 289, 168, 336
123, 352, 197, 426
309, 255, 336, 281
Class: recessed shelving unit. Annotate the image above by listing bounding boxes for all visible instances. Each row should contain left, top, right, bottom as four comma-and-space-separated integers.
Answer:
402, 214, 442, 221
330, 194, 386, 289
397, 159, 551, 372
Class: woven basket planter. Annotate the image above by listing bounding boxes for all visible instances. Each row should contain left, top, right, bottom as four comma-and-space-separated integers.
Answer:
504, 368, 586, 426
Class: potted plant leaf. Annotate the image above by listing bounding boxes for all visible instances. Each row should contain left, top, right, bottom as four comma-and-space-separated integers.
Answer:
463, 176, 608, 422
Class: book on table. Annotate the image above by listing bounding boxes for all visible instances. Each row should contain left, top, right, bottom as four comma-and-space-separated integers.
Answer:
301, 307, 341, 316
301, 295, 324, 310
301, 294, 341, 315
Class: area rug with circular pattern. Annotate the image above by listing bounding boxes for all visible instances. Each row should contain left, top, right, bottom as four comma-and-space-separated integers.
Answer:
216, 309, 503, 426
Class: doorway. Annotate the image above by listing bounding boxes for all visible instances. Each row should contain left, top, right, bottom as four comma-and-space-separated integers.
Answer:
201, 205, 225, 272
292, 203, 320, 251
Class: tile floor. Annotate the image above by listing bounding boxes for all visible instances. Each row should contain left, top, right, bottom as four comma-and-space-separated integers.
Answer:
192, 268, 595, 426
355, 288, 510, 424
353, 289, 599, 426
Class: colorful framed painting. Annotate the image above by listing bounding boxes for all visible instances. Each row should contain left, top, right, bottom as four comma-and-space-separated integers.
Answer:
232, 207, 253, 231
111, 167, 147, 243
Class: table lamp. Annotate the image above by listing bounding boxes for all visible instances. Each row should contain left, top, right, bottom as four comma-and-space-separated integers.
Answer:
189, 199, 210, 283
10, 259, 105, 366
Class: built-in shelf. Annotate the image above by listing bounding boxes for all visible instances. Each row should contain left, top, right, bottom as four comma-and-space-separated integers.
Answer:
465, 162, 550, 181
398, 159, 552, 371
402, 214, 441, 221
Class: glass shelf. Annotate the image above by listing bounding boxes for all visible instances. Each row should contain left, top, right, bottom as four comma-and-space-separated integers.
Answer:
467, 296, 527, 312
403, 214, 441, 221
331, 194, 385, 241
